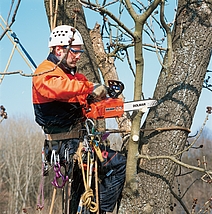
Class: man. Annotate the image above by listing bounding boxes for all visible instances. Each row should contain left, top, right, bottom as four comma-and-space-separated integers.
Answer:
33, 25, 106, 137
32, 25, 107, 211
32, 25, 125, 214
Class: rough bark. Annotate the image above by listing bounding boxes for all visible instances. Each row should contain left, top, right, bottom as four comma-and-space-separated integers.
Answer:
119, 1, 212, 213
90, 23, 132, 150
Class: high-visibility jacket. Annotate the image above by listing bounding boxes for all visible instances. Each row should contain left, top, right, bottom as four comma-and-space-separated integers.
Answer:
32, 59, 94, 133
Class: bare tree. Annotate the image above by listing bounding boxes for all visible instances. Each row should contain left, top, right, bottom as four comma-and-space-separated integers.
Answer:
172, 128, 212, 213
0, 116, 44, 213
69, 0, 212, 213
0, 0, 208, 213
136, 1, 212, 213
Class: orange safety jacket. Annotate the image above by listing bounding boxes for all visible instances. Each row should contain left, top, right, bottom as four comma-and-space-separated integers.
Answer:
32, 59, 94, 133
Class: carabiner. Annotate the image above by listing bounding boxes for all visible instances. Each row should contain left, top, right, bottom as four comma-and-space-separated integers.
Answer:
85, 118, 95, 135
51, 163, 68, 188
50, 150, 59, 165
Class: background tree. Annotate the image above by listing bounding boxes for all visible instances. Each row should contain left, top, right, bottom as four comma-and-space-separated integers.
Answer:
0, 116, 43, 213
0, 117, 211, 214
173, 128, 212, 213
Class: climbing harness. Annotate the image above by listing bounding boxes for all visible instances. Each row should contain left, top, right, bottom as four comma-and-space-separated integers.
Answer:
75, 118, 111, 214
47, 118, 104, 214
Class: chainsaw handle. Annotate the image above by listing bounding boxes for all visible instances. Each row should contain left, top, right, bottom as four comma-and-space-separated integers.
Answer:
107, 80, 124, 98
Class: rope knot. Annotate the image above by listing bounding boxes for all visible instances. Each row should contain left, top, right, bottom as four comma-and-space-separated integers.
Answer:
80, 188, 98, 212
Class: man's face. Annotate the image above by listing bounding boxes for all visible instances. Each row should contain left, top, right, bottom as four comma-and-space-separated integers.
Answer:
63, 45, 83, 68
56, 45, 83, 68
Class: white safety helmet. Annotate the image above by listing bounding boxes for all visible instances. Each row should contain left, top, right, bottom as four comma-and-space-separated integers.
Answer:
48, 25, 83, 47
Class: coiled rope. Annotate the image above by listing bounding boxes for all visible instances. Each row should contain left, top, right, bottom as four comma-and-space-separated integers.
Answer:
77, 143, 98, 214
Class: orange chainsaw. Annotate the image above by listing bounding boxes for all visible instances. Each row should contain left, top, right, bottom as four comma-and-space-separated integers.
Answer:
84, 80, 158, 119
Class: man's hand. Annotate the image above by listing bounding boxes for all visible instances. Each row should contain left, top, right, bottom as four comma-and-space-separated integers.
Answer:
87, 84, 108, 104
92, 84, 107, 100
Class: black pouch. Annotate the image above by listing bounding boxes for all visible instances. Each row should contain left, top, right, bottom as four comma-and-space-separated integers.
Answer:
98, 148, 126, 212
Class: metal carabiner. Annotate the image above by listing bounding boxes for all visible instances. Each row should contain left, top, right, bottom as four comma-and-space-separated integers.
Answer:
64, 148, 69, 162
85, 118, 95, 135
50, 150, 59, 166
51, 163, 68, 188
83, 136, 90, 152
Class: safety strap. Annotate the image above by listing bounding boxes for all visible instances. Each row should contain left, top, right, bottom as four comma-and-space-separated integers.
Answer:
11, 32, 37, 69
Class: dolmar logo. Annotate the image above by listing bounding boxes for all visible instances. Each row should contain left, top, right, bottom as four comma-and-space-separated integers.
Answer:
105, 106, 122, 111
133, 103, 145, 108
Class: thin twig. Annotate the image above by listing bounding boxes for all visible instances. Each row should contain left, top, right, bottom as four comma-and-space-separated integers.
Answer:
0, 0, 21, 41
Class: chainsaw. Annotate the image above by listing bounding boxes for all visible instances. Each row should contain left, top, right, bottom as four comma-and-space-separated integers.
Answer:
84, 80, 158, 119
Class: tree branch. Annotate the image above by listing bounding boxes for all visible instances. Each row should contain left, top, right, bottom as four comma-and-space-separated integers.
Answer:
160, 0, 173, 69
137, 154, 212, 175
79, 0, 134, 38
0, 0, 21, 41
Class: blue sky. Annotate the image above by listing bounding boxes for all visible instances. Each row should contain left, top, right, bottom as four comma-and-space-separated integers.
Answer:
0, 0, 211, 134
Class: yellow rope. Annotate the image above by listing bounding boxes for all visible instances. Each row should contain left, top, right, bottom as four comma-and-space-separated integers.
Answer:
53, 0, 59, 29
49, 0, 59, 30
49, 0, 53, 30
95, 157, 100, 214
80, 188, 98, 213
49, 187, 57, 214
77, 144, 98, 213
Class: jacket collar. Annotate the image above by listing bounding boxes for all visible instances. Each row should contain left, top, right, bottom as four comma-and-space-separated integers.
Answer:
47, 52, 77, 75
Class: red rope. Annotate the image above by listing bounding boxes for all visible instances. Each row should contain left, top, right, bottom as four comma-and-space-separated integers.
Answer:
36, 163, 45, 211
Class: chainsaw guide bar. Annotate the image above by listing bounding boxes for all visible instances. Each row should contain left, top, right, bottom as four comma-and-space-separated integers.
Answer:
124, 99, 158, 112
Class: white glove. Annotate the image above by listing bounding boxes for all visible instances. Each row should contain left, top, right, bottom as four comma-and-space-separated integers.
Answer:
92, 84, 107, 100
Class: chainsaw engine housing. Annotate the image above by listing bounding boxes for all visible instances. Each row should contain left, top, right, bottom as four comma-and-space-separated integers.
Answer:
85, 98, 124, 119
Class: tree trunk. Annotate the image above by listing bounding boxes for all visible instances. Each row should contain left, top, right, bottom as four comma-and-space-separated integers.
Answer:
90, 23, 132, 150
120, 1, 212, 213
